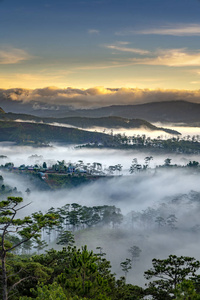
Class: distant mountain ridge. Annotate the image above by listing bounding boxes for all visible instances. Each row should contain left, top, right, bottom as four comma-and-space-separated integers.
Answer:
65, 100, 200, 123
1, 100, 199, 124
1, 99, 200, 125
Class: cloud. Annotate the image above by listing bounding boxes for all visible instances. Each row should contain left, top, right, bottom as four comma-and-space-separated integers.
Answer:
105, 44, 149, 55
2, 86, 200, 109
75, 61, 135, 70
88, 29, 100, 34
116, 41, 130, 45
190, 81, 200, 84
117, 24, 200, 36
193, 69, 200, 75
0, 47, 32, 64
105, 46, 200, 68
132, 49, 200, 67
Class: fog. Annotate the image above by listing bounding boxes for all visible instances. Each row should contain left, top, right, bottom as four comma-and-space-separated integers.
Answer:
80, 124, 200, 139
1, 142, 200, 286
0, 141, 199, 171
78, 126, 176, 139
153, 123, 200, 137
10, 118, 200, 139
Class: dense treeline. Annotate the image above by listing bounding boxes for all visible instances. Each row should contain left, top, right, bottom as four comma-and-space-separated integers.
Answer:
3, 245, 200, 299
1, 197, 200, 299
5, 246, 145, 300
83, 133, 200, 154
46, 203, 123, 242
2, 192, 200, 246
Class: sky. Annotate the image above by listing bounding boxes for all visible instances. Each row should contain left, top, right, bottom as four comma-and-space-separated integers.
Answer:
1, 0, 200, 95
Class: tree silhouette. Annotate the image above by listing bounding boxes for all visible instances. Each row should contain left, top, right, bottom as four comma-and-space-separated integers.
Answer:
120, 258, 132, 281
144, 255, 200, 299
56, 230, 75, 247
128, 245, 142, 264
0, 197, 58, 300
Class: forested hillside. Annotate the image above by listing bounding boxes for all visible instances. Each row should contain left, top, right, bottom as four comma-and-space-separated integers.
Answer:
0, 109, 180, 134
0, 121, 113, 146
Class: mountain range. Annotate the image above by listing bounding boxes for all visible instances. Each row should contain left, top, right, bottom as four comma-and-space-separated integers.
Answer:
59, 100, 199, 124
0, 99, 199, 145
0, 99, 199, 124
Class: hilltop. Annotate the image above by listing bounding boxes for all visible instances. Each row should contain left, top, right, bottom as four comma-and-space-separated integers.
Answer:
0, 120, 114, 146
0, 113, 180, 135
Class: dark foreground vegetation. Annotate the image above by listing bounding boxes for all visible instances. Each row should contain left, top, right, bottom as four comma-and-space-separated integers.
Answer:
1, 197, 200, 299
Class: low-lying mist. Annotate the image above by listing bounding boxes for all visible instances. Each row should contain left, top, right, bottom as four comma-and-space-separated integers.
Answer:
153, 123, 200, 137
0, 142, 199, 170
1, 143, 200, 286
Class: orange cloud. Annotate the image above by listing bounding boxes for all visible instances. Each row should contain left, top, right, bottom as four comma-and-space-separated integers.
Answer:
132, 49, 200, 67
2, 87, 200, 109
